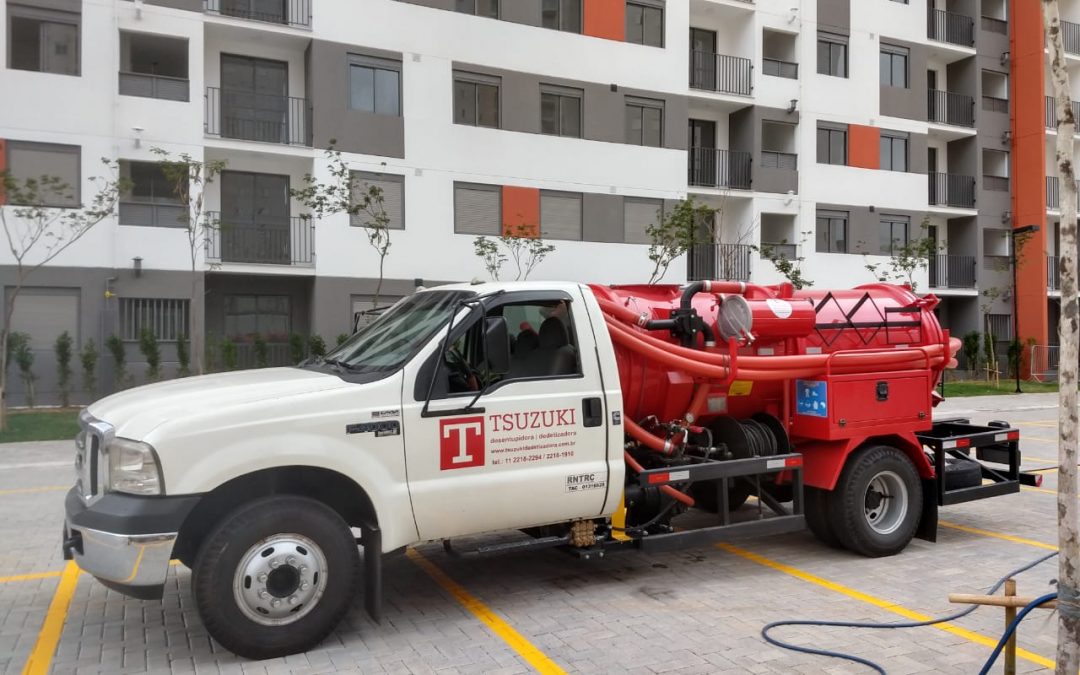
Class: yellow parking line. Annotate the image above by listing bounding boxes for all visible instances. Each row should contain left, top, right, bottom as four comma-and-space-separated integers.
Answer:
717, 543, 1055, 670
0, 486, 67, 496
0, 571, 61, 584
1015, 420, 1058, 427
407, 549, 566, 674
938, 521, 1057, 551
21, 561, 79, 675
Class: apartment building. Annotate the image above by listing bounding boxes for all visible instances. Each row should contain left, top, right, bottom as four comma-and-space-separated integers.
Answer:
0, 0, 1066, 402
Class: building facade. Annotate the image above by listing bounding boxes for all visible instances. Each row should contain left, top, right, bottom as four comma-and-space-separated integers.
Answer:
0, 0, 1067, 403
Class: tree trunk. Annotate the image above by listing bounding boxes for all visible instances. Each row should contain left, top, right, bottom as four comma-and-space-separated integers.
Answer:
1045, 2, 1080, 671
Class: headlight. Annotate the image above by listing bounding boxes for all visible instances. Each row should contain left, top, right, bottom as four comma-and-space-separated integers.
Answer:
106, 438, 163, 495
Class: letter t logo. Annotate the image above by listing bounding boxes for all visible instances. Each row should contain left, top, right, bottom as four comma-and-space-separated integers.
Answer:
439, 416, 486, 470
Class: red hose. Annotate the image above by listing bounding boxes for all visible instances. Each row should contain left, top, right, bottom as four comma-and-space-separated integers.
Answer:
686, 382, 710, 423
624, 450, 695, 507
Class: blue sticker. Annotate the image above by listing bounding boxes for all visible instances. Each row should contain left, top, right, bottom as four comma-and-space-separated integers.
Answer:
796, 380, 828, 418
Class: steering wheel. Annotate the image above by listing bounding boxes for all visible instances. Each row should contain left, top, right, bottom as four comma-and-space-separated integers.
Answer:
445, 345, 480, 392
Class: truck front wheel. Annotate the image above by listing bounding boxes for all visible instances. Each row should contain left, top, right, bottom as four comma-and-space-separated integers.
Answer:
192, 496, 360, 659
828, 445, 922, 558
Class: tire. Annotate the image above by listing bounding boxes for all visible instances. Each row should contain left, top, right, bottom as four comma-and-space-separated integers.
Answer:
828, 445, 923, 558
804, 487, 842, 548
690, 481, 752, 513
192, 496, 360, 660
943, 457, 982, 490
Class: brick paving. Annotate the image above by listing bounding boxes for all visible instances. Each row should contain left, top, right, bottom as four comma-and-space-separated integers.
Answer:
0, 394, 1065, 673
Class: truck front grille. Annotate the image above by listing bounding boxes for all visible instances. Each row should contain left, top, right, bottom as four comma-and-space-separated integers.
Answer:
75, 414, 113, 503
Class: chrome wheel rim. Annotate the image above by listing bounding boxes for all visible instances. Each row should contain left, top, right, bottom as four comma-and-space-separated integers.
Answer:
863, 471, 908, 536
232, 533, 327, 626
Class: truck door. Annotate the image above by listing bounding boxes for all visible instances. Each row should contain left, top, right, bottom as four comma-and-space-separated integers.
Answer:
400, 290, 611, 541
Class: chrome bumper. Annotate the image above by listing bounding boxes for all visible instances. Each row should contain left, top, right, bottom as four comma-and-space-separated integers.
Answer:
63, 520, 176, 591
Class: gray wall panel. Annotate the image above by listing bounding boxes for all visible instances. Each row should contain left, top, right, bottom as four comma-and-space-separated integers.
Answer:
395, 0, 456, 9
582, 193, 626, 243
817, 0, 850, 33
879, 39, 928, 122
143, 0, 202, 11
909, 133, 928, 174
11, 0, 81, 12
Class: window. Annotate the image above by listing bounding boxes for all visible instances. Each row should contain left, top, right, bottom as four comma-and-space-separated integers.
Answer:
453, 71, 500, 128
987, 313, 1012, 342
541, 0, 581, 33
540, 191, 582, 240
626, 0, 664, 47
540, 84, 582, 138
349, 55, 401, 116
624, 198, 663, 244
118, 32, 189, 101
454, 182, 501, 235
7, 6, 79, 75
626, 96, 664, 147
817, 32, 847, 77
5, 141, 80, 207
119, 160, 186, 227
816, 124, 847, 165
879, 44, 909, 88
455, 0, 498, 18
120, 298, 190, 341
350, 172, 405, 230
879, 215, 910, 255
816, 210, 848, 253
224, 295, 291, 340
880, 131, 908, 172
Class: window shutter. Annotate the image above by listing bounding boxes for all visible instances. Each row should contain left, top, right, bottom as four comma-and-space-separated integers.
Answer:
624, 198, 662, 244
540, 192, 582, 240
352, 173, 405, 230
454, 184, 500, 235
7, 142, 80, 206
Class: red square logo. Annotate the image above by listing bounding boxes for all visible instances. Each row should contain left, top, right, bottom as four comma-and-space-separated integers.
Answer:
439, 416, 486, 470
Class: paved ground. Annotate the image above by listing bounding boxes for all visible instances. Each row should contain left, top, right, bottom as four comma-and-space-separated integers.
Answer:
0, 392, 1067, 674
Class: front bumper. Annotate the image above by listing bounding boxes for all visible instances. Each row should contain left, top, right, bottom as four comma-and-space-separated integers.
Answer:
62, 487, 200, 599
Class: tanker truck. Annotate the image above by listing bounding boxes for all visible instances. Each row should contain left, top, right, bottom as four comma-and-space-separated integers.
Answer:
61, 279, 1041, 659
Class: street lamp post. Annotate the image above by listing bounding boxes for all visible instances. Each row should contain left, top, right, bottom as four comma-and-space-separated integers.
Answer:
1011, 224, 1040, 394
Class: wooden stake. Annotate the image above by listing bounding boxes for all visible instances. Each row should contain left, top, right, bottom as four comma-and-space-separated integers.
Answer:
1005, 579, 1017, 675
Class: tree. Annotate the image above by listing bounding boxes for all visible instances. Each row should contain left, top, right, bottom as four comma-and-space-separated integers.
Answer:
138, 328, 161, 382
0, 159, 125, 428
645, 198, 717, 284
220, 337, 237, 371
151, 148, 227, 376
54, 331, 73, 408
176, 334, 190, 378
253, 334, 269, 368
1045, 1, 1080, 669
106, 335, 128, 391
10, 333, 35, 408
861, 216, 940, 291
473, 223, 556, 281
961, 331, 981, 376
292, 144, 393, 307
80, 339, 98, 401
755, 230, 815, 290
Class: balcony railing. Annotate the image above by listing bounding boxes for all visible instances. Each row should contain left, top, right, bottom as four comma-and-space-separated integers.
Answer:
928, 8, 975, 47
689, 51, 753, 96
688, 148, 752, 190
759, 242, 797, 260
1046, 176, 1080, 210
762, 57, 798, 79
981, 15, 1007, 34
760, 151, 797, 170
928, 172, 976, 208
1064, 20, 1080, 55
927, 254, 976, 289
119, 72, 189, 102
688, 243, 753, 282
1044, 95, 1080, 129
119, 202, 187, 228
983, 175, 1009, 192
982, 95, 1008, 113
204, 0, 311, 28
928, 89, 974, 127
205, 213, 315, 266
1049, 255, 1061, 291
205, 87, 311, 146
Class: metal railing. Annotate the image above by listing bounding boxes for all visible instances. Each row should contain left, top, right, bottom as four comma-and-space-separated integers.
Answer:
928, 89, 974, 127
927, 254, 976, 289
981, 15, 1007, 34
687, 148, 752, 189
928, 8, 974, 46
1049, 255, 1060, 290
1044, 95, 1080, 129
689, 50, 753, 96
1030, 345, 1060, 382
759, 242, 797, 260
983, 175, 1009, 192
1046, 176, 1080, 210
760, 151, 797, 170
688, 243, 753, 282
1064, 20, 1080, 55
762, 57, 798, 79
205, 87, 311, 146
203, 0, 311, 28
119, 202, 187, 228
982, 95, 1008, 113
205, 213, 315, 266
928, 172, 976, 208
983, 255, 1009, 271
118, 72, 189, 101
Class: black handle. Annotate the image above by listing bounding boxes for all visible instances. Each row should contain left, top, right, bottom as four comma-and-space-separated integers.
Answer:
582, 397, 603, 427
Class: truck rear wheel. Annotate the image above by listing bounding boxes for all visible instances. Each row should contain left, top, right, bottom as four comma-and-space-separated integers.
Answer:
192, 496, 360, 659
828, 445, 922, 558
804, 487, 841, 548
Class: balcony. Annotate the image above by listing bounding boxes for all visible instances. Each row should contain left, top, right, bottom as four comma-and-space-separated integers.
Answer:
759, 242, 796, 259
689, 51, 753, 96
981, 15, 1007, 34
687, 243, 753, 282
206, 213, 315, 266
1049, 255, 1060, 291
1044, 96, 1080, 129
762, 58, 797, 79
205, 87, 311, 146
928, 90, 974, 127
760, 151, 796, 170
927, 8, 974, 47
982, 95, 1008, 114
1046, 176, 1080, 210
118, 31, 189, 102
1064, 20, 1080, 55
204, 0, 311, 28
927, 254, 976, 289
688, 148, 752, 190
119, 73, 189, 101
983, 175, 1009, 192
119, 202, 187, 228
928, 172, 976, 208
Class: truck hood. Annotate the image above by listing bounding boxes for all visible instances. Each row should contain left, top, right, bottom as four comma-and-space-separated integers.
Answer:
87, 367, 351, 440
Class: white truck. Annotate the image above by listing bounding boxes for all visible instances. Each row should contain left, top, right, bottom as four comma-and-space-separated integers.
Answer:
61, 280, 1033, 659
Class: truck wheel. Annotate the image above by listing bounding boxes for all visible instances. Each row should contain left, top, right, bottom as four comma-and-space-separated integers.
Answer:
192, 496, 360, 659
829, 446, 922, 558
944, 457, 982, 490
804, 487, 841, 548
690, 481, 751, 513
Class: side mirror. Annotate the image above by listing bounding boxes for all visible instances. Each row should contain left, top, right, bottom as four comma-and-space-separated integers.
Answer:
484, 316, 511, 376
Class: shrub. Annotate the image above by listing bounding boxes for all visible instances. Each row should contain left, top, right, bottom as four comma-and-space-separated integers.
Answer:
9, 333, 35, 407
961, 331, 981, 373
253, 334, 269, 368
80, 339, 98, 399
106, 334, 128, 390
205, 333, 218, 372
336, 333, 349, 347
308, 335, 326, 360
55, 331, 73, 408
288, 333, 305, 364
221, 337, 238, 371
139, 328, 161, 382
176, 334, 190, 378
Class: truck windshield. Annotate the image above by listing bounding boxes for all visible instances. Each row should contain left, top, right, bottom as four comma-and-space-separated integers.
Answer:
319, 290, 473, 374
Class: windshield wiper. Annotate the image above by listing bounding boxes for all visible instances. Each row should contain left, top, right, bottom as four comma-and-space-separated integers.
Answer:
321, 357, 359, 372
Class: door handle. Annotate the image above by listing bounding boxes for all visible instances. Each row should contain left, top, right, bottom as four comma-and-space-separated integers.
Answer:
582, 397, 603, 428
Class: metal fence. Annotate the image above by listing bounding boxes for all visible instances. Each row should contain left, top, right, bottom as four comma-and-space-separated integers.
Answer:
205, 213, 315, 266
1030, 345, 1060, 383
928, 89, 974, 127
760, 151, 797, 170
1064, 20, 1080, 55
927, 254, 976, 289
762, 58, 797, 79
688, 51, 753, 96
204, 0, 311, 28
1044, 95, 1080, 129
1049, 255, 1060, 291
205, 87, 311, 146
687, 243, 753, 282
927, 8, 974, 46
1045, 175, 1080, 210
928, 172, 976, 208
687, 148, 752, 189
119, 72, 189, 101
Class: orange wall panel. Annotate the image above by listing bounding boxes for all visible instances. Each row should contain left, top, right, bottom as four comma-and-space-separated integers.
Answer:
501, 186, 540, 237
584, 0, 624, 41
847, 125, 880, 169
